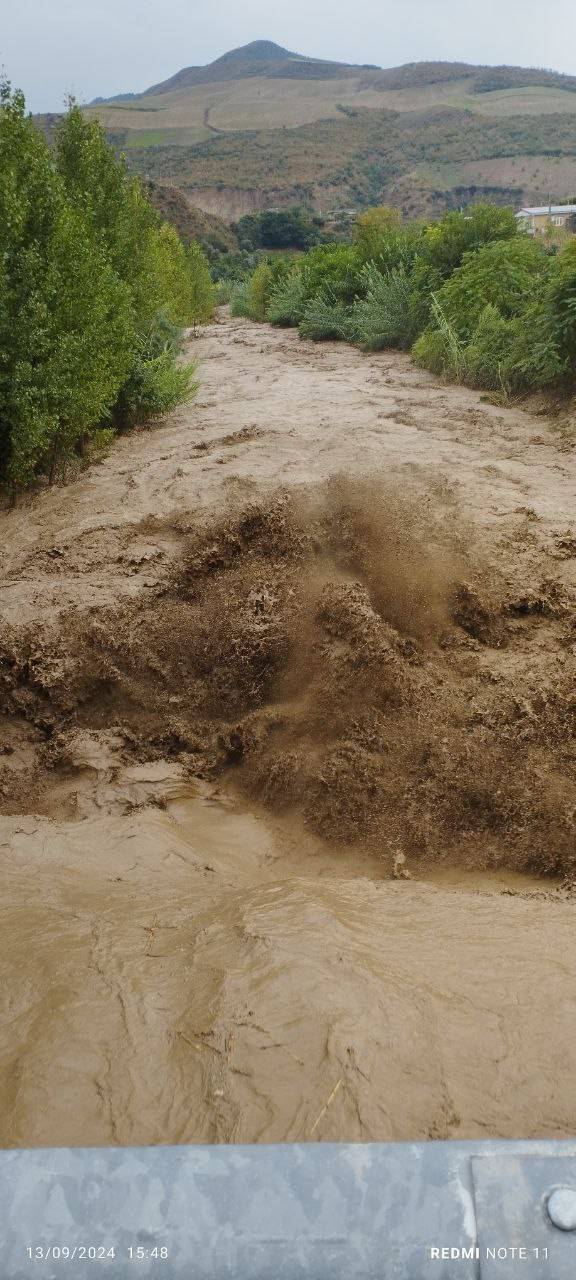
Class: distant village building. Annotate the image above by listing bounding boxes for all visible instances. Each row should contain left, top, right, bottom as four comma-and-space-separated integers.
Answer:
516, 204, 576, 236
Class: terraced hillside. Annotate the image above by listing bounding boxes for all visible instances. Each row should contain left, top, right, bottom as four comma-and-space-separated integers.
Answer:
84, 41, 576, 219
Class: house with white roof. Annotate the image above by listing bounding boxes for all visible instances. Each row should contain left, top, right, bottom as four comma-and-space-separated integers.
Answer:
516, 204, 576, 236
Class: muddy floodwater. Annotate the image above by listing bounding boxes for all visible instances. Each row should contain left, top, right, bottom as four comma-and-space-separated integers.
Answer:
1, 313, 575, 1147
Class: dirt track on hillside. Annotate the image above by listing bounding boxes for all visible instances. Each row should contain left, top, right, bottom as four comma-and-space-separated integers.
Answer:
0, 313, 575, 1148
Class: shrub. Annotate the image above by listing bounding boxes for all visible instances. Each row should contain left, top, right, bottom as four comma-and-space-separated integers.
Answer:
299, 244, 365, 307
236, 207, 321, 251
109, 310, 197, 429
422, 204, 518, 278
546, 239, 576, 370
506, 304, 565, 390
267, 269, 306, 326
412, 295, 467, 380
299, 296, 357, 342
353, 266, 426, 350
436, 237, 551, 339
247, 261, 276, 321
353, 206, 402, 261
211, 250, 259, 283
230, 280, 252, 317
413, 238, 556, 391
187, 241, 215, 325
214, 279, 235, 305
412, 327, 454, 376
111, 349, 198, 428
230, 256, 293, 321
462, 305, 515, 391
151, 225, 214, 327
354, 207, 425, 275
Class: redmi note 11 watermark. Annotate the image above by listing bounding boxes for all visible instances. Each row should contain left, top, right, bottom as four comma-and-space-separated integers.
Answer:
429, 1246, 549, 1263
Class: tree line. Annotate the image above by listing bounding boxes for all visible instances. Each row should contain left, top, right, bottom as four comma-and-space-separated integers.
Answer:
0, 85, 214, 495
230, 204, 576, 396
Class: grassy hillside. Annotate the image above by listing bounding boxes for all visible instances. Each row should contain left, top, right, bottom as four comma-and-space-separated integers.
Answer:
81, 42, 576, 219
121, 106, 576, 219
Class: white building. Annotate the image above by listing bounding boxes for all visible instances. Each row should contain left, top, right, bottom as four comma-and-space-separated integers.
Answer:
516, 204, 576, 235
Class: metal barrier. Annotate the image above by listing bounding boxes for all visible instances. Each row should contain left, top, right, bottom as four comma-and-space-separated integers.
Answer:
1, 1140, 576, 1278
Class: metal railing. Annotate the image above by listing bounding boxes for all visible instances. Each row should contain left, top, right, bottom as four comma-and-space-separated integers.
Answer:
1, 1139, 576, 1277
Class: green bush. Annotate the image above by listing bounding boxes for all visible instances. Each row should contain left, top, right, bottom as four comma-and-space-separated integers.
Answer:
354, 207, 425, 275
506, 305, 565, 390
299, 296, 357, 342
247, 261, 276, 321
546, 239, 576, 370
112, 349, 198, 428
230, 256, 293, 321
214, 279, 235, 305
413, 238, 559, 392
412, 327, 454, 376
422, 204, 518, 279
149, 226, 214, 327
236, 207, 321, 251
462, 305, 515, 391
353, 266, 425, 350
230, 280, 252, 317
299, 244, 365, 307
187, 242, 215, 324
353, 206, 402, 261
211, 250, 259, 283
110, 310, 197, 429
267, 269, 306, 327
436, 237, 551, 340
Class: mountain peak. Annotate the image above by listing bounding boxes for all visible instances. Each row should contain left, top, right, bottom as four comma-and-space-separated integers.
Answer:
142, 39, 307, 96
211, 41, 296, 66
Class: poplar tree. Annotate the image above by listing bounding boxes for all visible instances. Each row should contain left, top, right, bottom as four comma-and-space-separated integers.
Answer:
0, 84, 133, 489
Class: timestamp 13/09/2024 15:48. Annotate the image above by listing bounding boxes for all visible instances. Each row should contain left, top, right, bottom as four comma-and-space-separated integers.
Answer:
26, 1246, 169, 1262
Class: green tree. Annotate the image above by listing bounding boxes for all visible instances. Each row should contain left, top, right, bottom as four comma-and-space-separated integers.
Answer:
55, 103, 202, 426
236, 207, 321, 251
436, 237, 550, 339
187, 240, 215, 325
0, 84, 133, 489
150, 224, 214, 326
55, 104, 165, 332
299, 245, 365, 307
353, 206, 402, 261
546, 238, 576, 368
422, 204, 518, 278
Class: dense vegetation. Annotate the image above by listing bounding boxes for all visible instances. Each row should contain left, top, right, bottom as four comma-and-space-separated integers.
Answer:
235, 207, 322, 251
0, 85, 214, 493
231, 202, 576, 397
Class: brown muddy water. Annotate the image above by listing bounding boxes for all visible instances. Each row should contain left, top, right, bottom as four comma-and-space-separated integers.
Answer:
0, 313, 575, 1148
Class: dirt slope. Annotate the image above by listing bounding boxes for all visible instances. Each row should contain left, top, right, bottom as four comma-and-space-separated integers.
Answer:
0, 313, 575, 1148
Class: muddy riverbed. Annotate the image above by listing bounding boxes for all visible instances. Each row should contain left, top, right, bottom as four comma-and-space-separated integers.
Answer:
0, 313, 575, 1147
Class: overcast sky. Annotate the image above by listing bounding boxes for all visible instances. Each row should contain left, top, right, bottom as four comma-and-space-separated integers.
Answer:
3, 0, 576, 113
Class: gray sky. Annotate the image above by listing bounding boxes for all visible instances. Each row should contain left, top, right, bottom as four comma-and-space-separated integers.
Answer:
3, 0, 576, 113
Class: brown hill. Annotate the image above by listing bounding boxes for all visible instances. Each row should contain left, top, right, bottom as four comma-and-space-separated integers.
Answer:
145, 181, 237, 252
75, 43, 576, 220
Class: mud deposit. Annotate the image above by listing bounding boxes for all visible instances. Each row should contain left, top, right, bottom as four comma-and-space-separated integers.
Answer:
0, 313, 575, 1146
